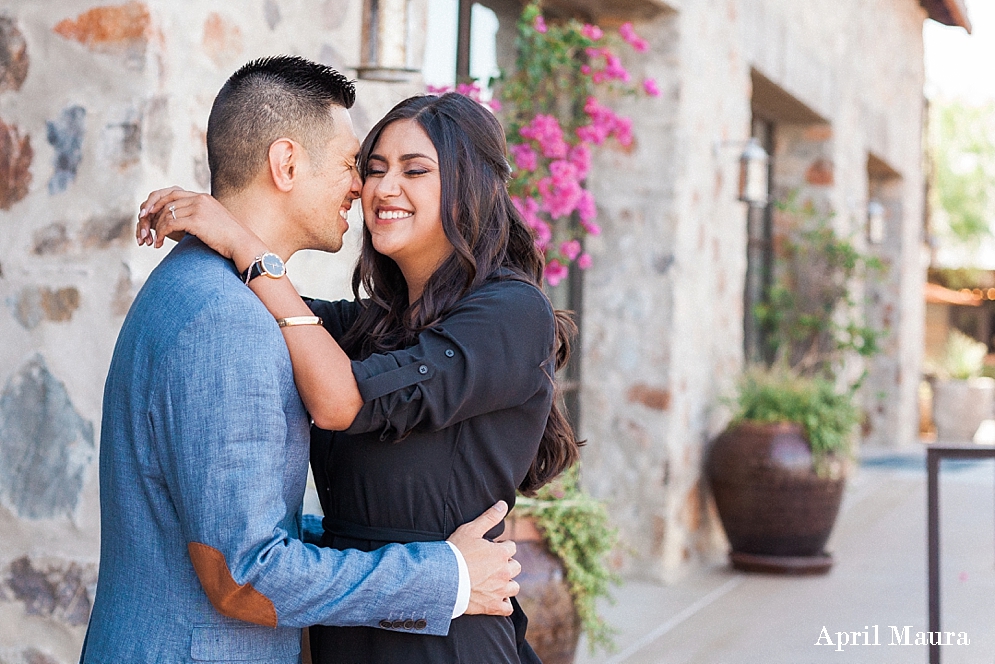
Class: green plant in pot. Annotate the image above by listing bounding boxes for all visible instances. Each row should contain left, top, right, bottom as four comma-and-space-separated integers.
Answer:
507, 467, 618, 663
928, 329, 995, 442
707, 197, 882, 574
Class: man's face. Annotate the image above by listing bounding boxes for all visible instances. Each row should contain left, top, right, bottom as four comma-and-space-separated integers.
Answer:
293, 105, 362, 253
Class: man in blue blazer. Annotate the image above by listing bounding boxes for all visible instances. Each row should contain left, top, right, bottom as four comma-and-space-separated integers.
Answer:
80, 56, 519, 663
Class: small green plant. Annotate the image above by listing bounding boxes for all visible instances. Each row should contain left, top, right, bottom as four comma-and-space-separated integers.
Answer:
753, 195, 885, 382
732, 365, 861, 464
515, 466, 619, 654
934, 329, 987, 380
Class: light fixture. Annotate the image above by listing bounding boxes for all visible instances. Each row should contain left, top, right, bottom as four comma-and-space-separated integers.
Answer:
358, 0, 418, 82
867, 200, 885, 244
738, 138, 769, 206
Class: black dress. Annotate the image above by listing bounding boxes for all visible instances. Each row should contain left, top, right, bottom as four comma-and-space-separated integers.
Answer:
306, 276, 554, 664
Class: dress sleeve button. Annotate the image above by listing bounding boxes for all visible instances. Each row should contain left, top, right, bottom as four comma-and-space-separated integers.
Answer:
445, 349, 455, 357
418, 365, 428, 374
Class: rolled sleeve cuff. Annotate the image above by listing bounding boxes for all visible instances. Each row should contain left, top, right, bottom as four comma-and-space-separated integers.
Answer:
445, 541, 471, 618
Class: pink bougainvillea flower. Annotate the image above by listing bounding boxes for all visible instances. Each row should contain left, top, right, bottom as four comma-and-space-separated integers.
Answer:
455, 82, 482, 100
560, 239, 582, 261
580, 218, 602, 236
619, 22, 649, 52
519, 114, 569, 158
568, 144, 591, 179
614, 116, 634, 147
643, 77, 661, 97
577, 189, 597, 223
580, 64, 592, 75
533, 15, 548, 33
577, 253, 593, 269
510, 143, 538, 172
545, 259, 568, 286
487, 98, 502, 112
580, 24, 603, 41
513, 195, 552, 250
603, 54, 631, 82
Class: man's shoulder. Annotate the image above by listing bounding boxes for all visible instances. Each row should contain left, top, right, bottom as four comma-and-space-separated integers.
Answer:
138, 238, 268, 324
117, 238, 277, 364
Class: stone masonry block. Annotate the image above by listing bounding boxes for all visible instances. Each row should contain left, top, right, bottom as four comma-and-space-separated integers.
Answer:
4, 556, 97, 627
80, 212, 131, 248
0, 356, 94, 519
10, 287, 80, 329
46, 106, 86, 195
0, 117, 32, 210
0, 16, 28, 93
202, 13, 243, 69
53, 2, 150, 51
31, 223, 70, 256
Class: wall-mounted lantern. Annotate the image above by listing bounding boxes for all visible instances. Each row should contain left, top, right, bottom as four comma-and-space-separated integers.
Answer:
867, 200, 885, 244
359, 0, 418, 82
715, 138, 770, 207
738, 138, 769, 207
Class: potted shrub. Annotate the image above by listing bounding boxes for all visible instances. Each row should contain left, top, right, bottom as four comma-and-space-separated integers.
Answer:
503, 468, 618, 664
929, 329, 995, 442
707, 366, 859, 573
707, 197, 882, 573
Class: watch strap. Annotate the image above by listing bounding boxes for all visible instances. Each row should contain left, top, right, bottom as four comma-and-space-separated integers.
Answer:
240, 260, 263, 284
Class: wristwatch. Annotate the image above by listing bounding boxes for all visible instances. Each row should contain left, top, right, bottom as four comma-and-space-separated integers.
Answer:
240, 252, 286, 284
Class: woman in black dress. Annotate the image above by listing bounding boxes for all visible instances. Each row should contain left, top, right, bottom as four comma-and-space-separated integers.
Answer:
140, 92, 580, 662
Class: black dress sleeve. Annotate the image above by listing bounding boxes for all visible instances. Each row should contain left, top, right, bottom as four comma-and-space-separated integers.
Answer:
306, 298, 363, 343
344, 280, 556, 440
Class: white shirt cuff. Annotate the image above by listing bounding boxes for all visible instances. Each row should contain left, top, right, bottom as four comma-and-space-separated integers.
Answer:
445, 541, 471, 618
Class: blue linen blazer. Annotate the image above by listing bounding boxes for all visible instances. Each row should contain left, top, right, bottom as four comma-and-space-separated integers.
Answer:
80, 238, 457, 663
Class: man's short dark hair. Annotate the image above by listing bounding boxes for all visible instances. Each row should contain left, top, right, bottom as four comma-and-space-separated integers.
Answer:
206, 55, 356, 197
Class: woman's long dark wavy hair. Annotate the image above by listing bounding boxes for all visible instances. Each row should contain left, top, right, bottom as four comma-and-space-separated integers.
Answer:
341, 92, 581, 494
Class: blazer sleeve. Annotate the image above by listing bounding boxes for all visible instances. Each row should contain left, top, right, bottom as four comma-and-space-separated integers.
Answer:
345, 280, 556, 439
152, 299, 458, 632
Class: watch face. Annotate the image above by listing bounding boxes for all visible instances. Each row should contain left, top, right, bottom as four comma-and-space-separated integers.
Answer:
261, 253, 285, 278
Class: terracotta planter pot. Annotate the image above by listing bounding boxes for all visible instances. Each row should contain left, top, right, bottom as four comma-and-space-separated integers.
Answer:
706, 421, 846, 571
500, 514, 580, 664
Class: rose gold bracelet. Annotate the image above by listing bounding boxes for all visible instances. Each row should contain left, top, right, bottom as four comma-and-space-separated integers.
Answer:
276, 316, 323, 328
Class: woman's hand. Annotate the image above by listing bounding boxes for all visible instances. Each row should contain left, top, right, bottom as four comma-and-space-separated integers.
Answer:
136, 187, 265, 264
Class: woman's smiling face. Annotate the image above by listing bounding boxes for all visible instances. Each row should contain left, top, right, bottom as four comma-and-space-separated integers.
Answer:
362, 119, 451, 284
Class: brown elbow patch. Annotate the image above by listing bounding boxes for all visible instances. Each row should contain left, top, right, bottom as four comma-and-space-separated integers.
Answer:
188, 542, 278, 628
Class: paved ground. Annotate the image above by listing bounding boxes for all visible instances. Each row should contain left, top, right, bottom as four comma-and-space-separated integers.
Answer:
575, 447, 995, 664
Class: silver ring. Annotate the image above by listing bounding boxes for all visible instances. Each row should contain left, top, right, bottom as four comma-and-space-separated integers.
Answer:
169, 205, 176, 220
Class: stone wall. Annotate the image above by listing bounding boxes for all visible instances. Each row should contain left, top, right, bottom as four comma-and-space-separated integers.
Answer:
0, 1, 422, 660
578, 0, 930, 580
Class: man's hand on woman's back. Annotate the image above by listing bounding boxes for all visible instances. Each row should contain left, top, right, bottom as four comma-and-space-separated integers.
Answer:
448, 501, 521, 616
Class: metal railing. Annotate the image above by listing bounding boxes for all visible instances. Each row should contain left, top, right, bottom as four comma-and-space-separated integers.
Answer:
926, 444, 995, 664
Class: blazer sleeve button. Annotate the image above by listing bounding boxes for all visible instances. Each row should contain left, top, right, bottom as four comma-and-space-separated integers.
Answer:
414, 619, 427, 630
403, 619, 415, 629
379, 620, 392, 629
391, 620, 405, 629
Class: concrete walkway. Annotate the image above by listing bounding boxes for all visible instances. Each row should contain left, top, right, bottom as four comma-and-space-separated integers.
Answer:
576, 448, 995, 664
